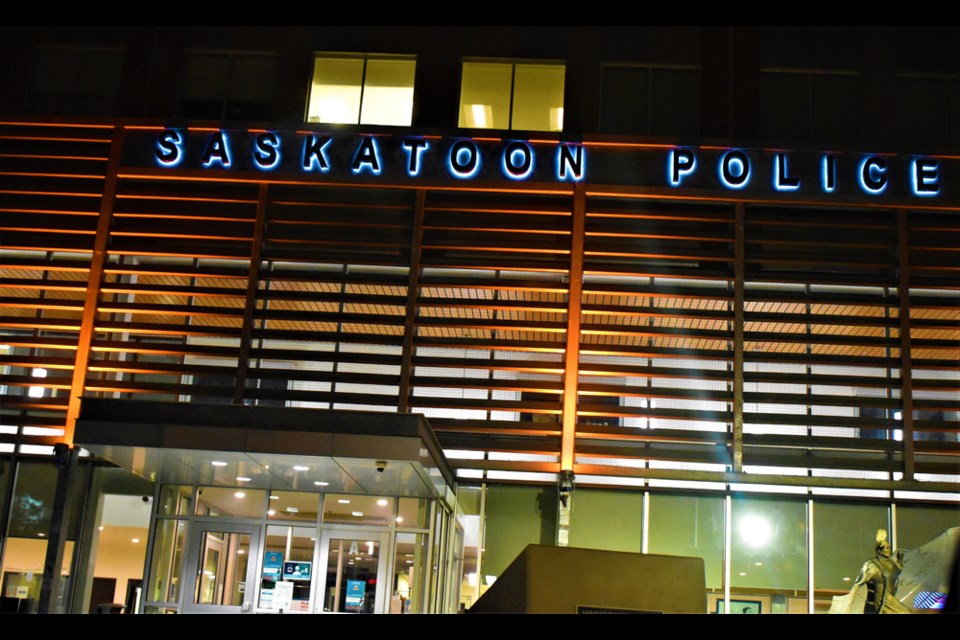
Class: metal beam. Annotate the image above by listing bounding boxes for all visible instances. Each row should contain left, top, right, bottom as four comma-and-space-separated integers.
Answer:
64, 126, 124, 445
732, 203, 745, 473
398, 189, 426, 412
561, 183, 586, 470
897, 210, 916, 479
233, 183, 269, 403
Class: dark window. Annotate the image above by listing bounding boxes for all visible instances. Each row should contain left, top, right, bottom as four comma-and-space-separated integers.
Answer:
178, 51, 276, 121
27, 46, 124, 117
600, 65, 700, 137
758, 70, 860, 143
893, 75, 957, 147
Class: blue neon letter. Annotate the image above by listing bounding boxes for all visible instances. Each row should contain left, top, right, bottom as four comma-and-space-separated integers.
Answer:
556, 144, 584, 181
155, 130, 183, 167
911, 159, 940, 196
253, 132, 281, 171
821, 155, 837, 193
502, 142, 534, 180
449, 140, 480, 179
401, 139, 430, 177
201, 131, 231, 169
719, 150, 750, 189
351, 137, 382, 175
667, 149, 697, 187
859, 156, 888, 195
302, 135, 332, 172
774, 153, 800, 191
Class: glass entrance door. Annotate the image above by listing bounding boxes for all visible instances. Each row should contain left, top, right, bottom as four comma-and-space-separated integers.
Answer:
181, 523, 260, 614
317, 531, 388, 614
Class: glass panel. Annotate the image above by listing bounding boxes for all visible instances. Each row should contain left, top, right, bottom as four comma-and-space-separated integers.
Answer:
568, 488, 643, 553
648, 494, 724, 589
651, 67, 700, 137
147, 519, 186, 603
731, 497, 807, 594
512, 63, 565, 132
308, 57, 363, 124
392, 532, 428, 613
268, 491, 318, 522
157, 485, 193, 517
193, 531, 250, 606
397, 497, 429, 529
259, 525, 315, 612
322, 494, 395, 526
758, 71, 808, 141
195, 487, 266, 518
813, 501, 888, 590
459, 62, 512, 129
896, 503, 960, 549
322, 537, 379, 613
360, 58, 416, 126
600, 66, 648, 135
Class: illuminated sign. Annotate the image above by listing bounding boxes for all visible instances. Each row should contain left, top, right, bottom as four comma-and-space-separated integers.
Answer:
137, 129, 952, 203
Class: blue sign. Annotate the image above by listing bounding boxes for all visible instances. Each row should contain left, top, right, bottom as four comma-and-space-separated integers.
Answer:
283, 561, 311, 582
263, 551, 283, 580
345, 579, 365, 611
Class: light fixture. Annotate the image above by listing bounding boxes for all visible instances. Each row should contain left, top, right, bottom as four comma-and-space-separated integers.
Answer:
131, 538, 140, 544
238, 549, 245, 555
338, 499, 351, 504
352, 511, 363, 517
348, 561, 355, 565
211, 461, 228, 467
267, 509, 276, 516
739, 571, 747, 576
314, 481, 329, 487
738, 514, 773, 548
286, 507, 299, 513
406, 560, 413, 565
98, 526, 104, 531
237, 476, 251, 482
754, 562, 763, 567
376, 499, 388, 507
843, 577, 851, 582
38, 533, 45, 537
395, 516, 404, 524
28, 367, 47, 398
234, 491, 246, 499
269, 495, 279, 500
293, 465, 309, 472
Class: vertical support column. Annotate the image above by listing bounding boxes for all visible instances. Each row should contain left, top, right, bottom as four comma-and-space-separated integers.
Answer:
64, 126, 125, 445
732, 203, 745, 473
807, 498, 815, 614
233, 183, 269, 404
641, 491, 650, 553
561, 182, 586, 471
38, 443, 80, 613
723, 494, 732, 614
896, 210, 915, 479
557, 183, 585, 547
398, 189, 426, 413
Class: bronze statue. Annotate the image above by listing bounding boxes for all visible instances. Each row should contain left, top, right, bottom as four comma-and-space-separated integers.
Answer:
829, 529, 912, 614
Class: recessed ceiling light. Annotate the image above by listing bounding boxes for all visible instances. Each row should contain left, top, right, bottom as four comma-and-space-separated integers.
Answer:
286, 507, 299, 513
131, 538, 140, 544
739, 572, 747, 576
269, 495, 279, 500
98, 526, 104, 531
406, 560, 413, 564
376, 499, 388, 507
348, 561, 355, 565
235, 491, 246, 499
338, 499, 350, 504
212, 461, 228, 467
395, 516, 404, 523
293, 465, 309, 472
267, 509, 276, 516
238, 549, 245, 555
310, 537, 316, 542
352, 511, 363, 517
38, 533, 45, 537
314, 481, 329, 487
237, 476, 251, 482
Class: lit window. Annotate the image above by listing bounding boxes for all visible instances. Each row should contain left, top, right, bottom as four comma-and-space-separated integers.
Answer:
306, 54, 416, 126
458, 60, 565, 132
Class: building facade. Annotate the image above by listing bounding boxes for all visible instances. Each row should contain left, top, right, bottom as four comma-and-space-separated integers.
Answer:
0, 26, 958, 614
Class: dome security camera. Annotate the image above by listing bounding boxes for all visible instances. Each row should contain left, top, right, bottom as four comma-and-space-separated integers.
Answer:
375, 460, 387, 473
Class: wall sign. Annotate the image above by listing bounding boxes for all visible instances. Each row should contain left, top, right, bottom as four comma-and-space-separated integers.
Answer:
128, 128, 955, 205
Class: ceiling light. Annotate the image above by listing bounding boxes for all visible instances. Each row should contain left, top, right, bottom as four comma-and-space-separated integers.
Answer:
338, 499, 350, 504
395, 516, 404, 524
352, 511, 363, 517
269, 495, 279, 500
376, 499, 388, 507
293, 465, 309, 472
286, 507, 299, 513
131, 538, 140, 544
314, 481, 329, 487
267, 509, 276, 516
238, 549, 245, 555
98, 526, 104, 531
211, 461, 228, 467
406, 560, 413, 564
234, 491, 246, 499
237, 476, 251, 482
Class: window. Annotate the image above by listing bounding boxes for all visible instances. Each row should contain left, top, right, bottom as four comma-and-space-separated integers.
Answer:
600, 64, 700, 136
28, 46, 124, 116
179, 50, 277, 121
458, 60, 565, 132
893, 74, 960, 146
757, 69, 860, 143
306, 54, 416, 126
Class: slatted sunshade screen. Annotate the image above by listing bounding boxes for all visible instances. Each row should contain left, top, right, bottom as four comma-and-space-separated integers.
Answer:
0, 122, 112, 450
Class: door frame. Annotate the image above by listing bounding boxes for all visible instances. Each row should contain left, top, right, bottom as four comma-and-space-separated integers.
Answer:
316, 529, 390, 614
180, 521, 261, 614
